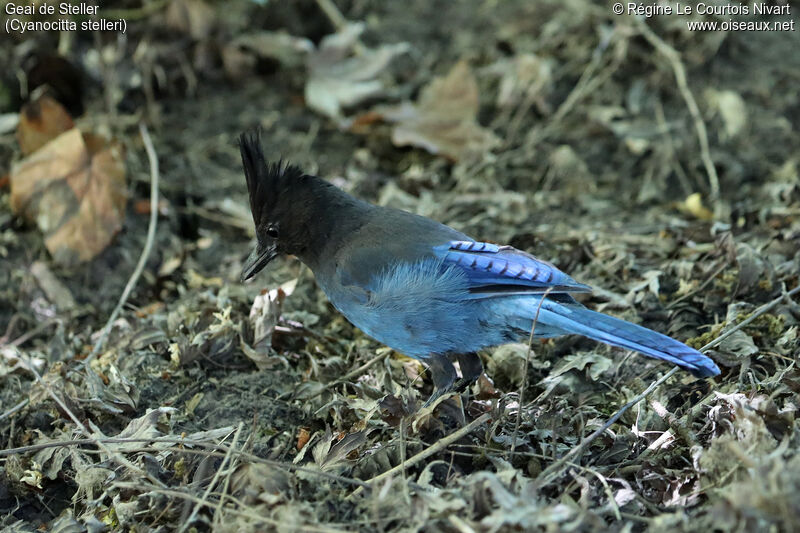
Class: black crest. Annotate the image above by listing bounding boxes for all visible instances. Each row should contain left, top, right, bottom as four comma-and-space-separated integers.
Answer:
239, 128, 304, 227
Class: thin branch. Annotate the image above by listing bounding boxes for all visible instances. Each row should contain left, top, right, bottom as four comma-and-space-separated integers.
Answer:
314, 0, 365, 55
336, 351, 388, 384
510, 287, 553, 456
637, 21, 720, 204
113, 482, 347, 533
350, 413, 491, 498
535, 366, 679, 488
315, 0, 349, 31
702, 285, 800, 351
1, 318, 59, 348
180, 423, 243, 533
0, 399, 29, 421
14, 353, 166, 489
0, 435, 369, 489
84, 123, 160, 365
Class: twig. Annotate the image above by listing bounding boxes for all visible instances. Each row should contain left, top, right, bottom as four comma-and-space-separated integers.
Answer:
14, 353, 166, 489
0, 436, 369, 489
523, 29, 624, 149
637, 21, 720, 204
315, 0, 348, 31
510, 287, 553, 456
702, 285, 800, 351
350, 413, 491, 498
84, 123, 160, 365
181, 423, 243, 533
534, 283, 799, 486
0, 314, 24, 345
534, 366, 679, 488
650, 399, 697, 447
0, 399, 29, 421
113, 482, 348, 533
337, 351, 388, 384
667, 260, 729, 308
314, 0, 365, 55
573, 464, 621, 521
1, 318, 59, 347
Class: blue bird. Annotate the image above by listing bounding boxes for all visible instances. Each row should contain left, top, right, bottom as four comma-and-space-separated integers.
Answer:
239, 131, 720, 404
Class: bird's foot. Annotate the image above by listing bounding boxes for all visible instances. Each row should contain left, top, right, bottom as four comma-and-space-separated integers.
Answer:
421, 388, 450, 409
421, 352, 484, 409
422, 353, 457, 409
453, 352, 484, 394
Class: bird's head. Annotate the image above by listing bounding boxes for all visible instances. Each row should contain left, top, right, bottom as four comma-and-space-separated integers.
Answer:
239, 129, 315, 281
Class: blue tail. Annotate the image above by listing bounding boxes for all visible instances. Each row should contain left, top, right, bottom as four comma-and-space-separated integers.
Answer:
537, 301, 720, 378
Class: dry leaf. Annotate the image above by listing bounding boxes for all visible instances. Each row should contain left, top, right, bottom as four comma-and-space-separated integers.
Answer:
16, 94, 74, 156
110, 407, 176, 451
244, 279, 297, 369
165, 0, 215, 40
305, 22, 408, 121
297, 427, 311, 451
677, 192, 714, 221
250, 279, 297, 345
223, 31, 313, 79
380, 60, 499, 161
718, 330, 759, 358
10, 128, 127, 265
312, 429, 368, 471
495, 53, 553, 109
229, 463, 290, 503
706, 89, 747, 139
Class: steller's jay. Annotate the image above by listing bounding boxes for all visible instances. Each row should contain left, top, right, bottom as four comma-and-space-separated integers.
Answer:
239, 130, 720, 405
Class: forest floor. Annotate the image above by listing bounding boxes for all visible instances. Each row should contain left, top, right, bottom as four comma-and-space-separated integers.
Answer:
1, 0, 799, 531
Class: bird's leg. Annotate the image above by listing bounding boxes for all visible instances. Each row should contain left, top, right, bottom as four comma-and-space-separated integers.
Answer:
454, 352, 483, 392
423, 353, 457, 407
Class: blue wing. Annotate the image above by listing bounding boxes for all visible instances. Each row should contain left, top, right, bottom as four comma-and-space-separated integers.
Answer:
432, 240, 591, 296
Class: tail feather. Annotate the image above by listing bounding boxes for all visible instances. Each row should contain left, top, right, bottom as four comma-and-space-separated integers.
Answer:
539, 302, 720, 378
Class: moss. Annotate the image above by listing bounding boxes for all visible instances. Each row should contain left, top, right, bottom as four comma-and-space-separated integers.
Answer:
174, 456, 187, 478
743, 312, 786, 339
687, 324, 724, 349
102, 507, 119, 528
687, 313, 785, 349
714, 269, 740, 293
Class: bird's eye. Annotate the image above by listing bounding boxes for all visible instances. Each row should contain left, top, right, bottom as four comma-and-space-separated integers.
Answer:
266, 227, 279, 238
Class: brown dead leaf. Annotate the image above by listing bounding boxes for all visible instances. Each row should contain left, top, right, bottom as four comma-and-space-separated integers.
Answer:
297, 427, 311, 451
379, 394, 413, 426
133, 197, 169, 215
10, 128, 127, 265
312, 429, 369, 471
305, 22, 408, 122
17, 94, 74, 156
379, 60, 499, 161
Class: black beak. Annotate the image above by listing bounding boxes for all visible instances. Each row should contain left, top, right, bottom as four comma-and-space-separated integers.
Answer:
241, 243, 278, 281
